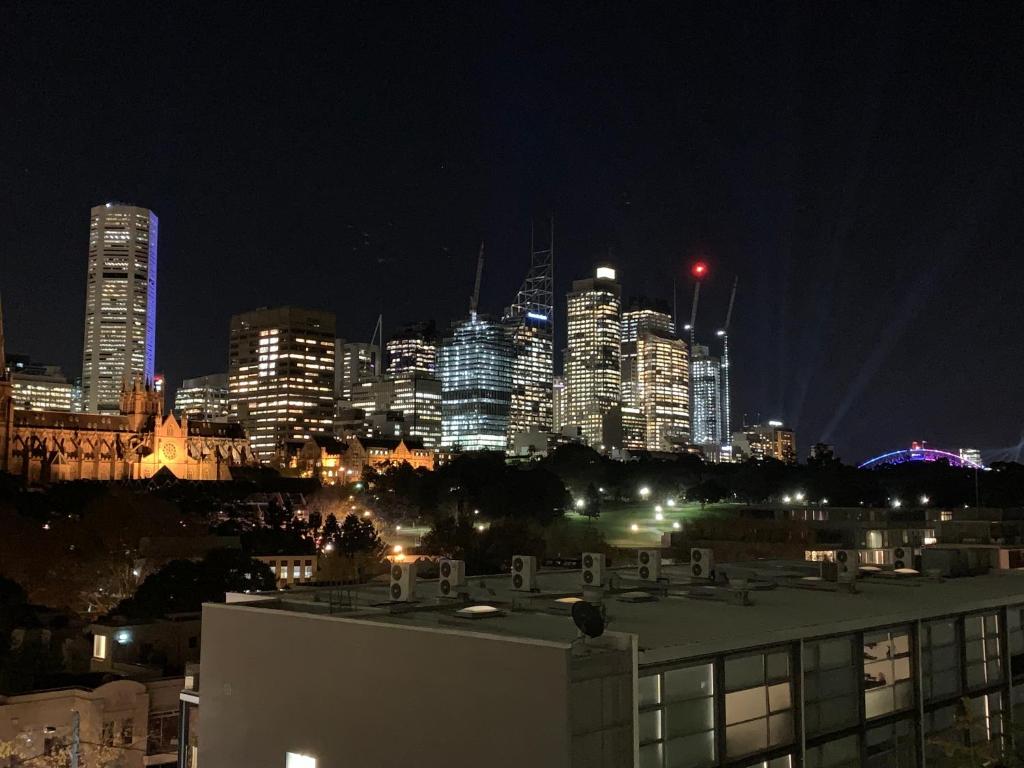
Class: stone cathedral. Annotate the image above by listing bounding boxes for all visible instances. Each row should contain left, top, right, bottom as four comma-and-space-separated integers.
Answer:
0, 305, 256, 483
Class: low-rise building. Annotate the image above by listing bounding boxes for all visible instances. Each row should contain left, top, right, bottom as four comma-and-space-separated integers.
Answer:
253, 554, 318, 586
192, 555, 1024, 768
89, 613, 201, 677
0, 677, 182, 767
297, 434, 434, 484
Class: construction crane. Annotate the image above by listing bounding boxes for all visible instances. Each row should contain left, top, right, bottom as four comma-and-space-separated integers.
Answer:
717, 276, 739, 457
469, 241, 485, 316
686, 260, 709, 347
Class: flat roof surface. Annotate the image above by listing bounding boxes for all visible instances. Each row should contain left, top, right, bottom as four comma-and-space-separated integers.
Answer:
226, 563, 1024, 665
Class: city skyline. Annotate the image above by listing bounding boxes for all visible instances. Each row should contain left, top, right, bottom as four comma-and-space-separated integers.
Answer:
3, 4, 1022, 463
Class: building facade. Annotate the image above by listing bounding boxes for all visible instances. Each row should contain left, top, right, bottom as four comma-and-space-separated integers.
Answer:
228, 307, 336, 465
636, 330, 690, 451
298, 434, 434, 484
6, 356, 74, 412
348, 375, 442, 448
0, 678, 182, 767
565, 266, 621, 449
195, 558, 1024, 768
80, 203, 158, 414
173, 373, 230, 420
438, 314, 513, 451
335, 340, 380, 401
734, 420, 798, 464
691, 344, 723, 448
385, 324, 438, 378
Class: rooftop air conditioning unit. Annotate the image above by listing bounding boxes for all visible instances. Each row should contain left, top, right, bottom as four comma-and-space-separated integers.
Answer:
438, 558, 465, 597
511, 555, 538, 591
638, 550, 662, 581
581, 552, 605, 587
390, 562, 418, 602
834, 549, 859, 575
690, 548, 714, 579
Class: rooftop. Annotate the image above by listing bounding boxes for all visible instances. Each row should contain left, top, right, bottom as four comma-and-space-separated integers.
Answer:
222, 560, 1024, 665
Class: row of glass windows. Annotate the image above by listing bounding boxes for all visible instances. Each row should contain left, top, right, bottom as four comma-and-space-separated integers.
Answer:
640, 610, 1011, 768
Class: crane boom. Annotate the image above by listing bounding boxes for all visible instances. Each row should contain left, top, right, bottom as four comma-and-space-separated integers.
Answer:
723, 276, 738, 330
470, 241, 485, 315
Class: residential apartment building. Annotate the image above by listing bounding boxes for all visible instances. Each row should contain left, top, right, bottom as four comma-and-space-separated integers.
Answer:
173, 373, 230, 420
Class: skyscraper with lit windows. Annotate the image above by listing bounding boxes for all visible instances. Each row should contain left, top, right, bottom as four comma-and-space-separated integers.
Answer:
80, 203, 157, 413
635, 330, 690, 451
385, 323, 438, 378
504, 225, 554, 446
691, 344, 722, 447
438, 314, 513, 451
228, 307, 336, 464
565, 266, 621, 449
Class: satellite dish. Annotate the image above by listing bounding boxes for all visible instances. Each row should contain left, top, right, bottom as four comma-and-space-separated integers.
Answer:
571, 601, 605, 638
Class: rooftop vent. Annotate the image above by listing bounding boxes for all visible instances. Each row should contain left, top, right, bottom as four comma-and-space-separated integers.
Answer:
454, 605, 505, 620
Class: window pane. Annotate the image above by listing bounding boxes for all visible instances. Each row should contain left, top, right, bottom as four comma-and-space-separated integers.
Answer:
665, 731, 715, 768
639, 742, 663, 768
769, 711, 794, 746
726, 720, 768, 757
725, 655, 764, 691
726, 688, 766, 725
818, 637, 853, 668
865, 687, 893, 719
767, 651, 790, 680
768, 682, 791, 712
665, 698, 714, 737
639, 674, 662, 708
639, 710, 662, 744
665, 664, 713, 701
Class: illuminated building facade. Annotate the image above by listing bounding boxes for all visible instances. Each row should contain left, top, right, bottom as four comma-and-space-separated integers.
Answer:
565, 266, 621, 449
734, 420, 797, 464
5, 356, 74, 412
174, 373, 230, 420
691, 344, 722, 447
552, 375, 566, 432
438, 314, 513, 451
348, 374, 442, 448
80, 203, 158, 413
636, 330, 690, 451
385, 324, 438, 377
228, 307, 336, 465
504, 226, 554, 447
335, 341, 379, 401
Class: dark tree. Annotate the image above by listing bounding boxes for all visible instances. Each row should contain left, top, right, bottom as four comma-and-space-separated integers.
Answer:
584, 482, 602, 519
333, 514, 386, 559
111, 549, 276, 620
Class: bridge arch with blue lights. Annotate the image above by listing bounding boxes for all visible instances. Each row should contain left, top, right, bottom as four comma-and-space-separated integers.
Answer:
858, 446, 984, 470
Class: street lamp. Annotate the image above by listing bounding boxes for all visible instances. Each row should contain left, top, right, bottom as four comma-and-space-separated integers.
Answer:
655, 511, 664, 521
575, 498, 586, 510
630, 523, 640, 532
920, 495, 930, 505
666, 498, 676, 507
794, 491, 805, 502
892, 499, 902, 509
639, 486, 651, 500
782, 495, 792, 504
672, 521, 681, 530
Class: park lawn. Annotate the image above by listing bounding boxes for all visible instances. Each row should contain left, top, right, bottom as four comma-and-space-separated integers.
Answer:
564, 499, 739, 548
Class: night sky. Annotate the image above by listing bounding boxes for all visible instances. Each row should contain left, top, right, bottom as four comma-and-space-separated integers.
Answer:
2, 2, 1022, 463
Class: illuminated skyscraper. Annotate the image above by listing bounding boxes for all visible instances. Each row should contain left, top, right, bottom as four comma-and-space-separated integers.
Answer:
228, 307, 336, 464
505, 223, 554, 446
438, 314, 513, 451
6, 356, 74, 413
636, 330, 690, 451
174, 373, 230, 420
552, 375, 566, 432
335, 340, 380, 401
385, 323, 438, 378
691, 344, 722, 447
565, 266, 621, 449
80, 203, 157, 413
620, 299, 674, 427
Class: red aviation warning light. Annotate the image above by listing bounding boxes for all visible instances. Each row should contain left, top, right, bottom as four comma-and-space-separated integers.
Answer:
691, 260, 709, 279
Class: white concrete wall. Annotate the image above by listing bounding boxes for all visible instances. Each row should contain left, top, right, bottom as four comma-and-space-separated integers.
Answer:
198, 603, 576, 768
